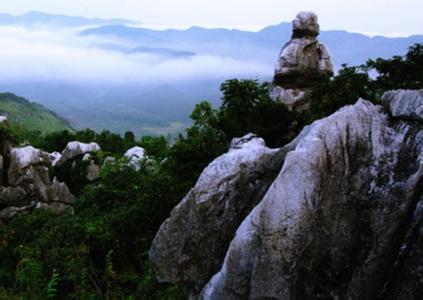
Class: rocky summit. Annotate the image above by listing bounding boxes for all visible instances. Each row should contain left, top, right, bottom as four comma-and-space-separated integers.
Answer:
270, 11, 333, 111
150, 89, 423, 299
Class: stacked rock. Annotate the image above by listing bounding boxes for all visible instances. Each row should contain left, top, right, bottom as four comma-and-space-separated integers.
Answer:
270, 12, 333, 111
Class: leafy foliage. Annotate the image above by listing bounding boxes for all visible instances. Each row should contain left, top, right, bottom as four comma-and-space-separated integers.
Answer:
308, 66, 377, 120
46, 269, 60, 299
365, 43, 423, 92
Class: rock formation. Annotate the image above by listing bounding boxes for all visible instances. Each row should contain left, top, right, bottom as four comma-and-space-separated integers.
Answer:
0, 126, 76, 221
124, 146, 146, 171
150, 90, 423, 299
150, 134, 290, 292
52, 141, 103, 185
382, 89, 423, 121
56, 141, 101, 166
270, 11, 333, 111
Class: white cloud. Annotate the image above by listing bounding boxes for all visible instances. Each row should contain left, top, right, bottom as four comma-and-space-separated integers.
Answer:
0, 26, 271, 84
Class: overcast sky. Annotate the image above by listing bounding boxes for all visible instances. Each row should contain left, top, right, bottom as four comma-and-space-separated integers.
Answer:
0, 0, 422, 36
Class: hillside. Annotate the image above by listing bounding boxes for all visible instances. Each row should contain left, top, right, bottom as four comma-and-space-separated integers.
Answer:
0, 92, 73, 134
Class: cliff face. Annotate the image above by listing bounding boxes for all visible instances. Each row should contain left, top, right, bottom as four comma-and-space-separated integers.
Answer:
150, 90, 423, 299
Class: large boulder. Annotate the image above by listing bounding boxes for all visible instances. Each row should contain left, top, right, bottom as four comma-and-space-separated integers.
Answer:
9, 146, 50, 170
0, 186, 28, 207
270, 11, 333, 111
150, 134, 290, 292
151, 90, 423, 299
8, 146, 51, 186
201, 99, 422, 299
56, 141, 100, 166
52, 141, 102, 186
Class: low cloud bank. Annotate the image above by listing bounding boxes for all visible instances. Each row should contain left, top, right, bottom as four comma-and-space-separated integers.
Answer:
0, 26, 271, 85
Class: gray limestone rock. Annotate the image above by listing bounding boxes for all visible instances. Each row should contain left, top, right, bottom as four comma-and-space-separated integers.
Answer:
151, 90, 423, 299
200, 99, 422, 299
382, 89, 423, 121
270, 11, 333, 111
124, 146, 147, 171
0, 204, 34, 220
293, 11, 319, 36
0, 186, 28, 207
56, 141, 101, 166
0, 145, 75, 222
150, 134, 289, 292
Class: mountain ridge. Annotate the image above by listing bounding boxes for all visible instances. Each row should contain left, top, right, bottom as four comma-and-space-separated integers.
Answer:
0, 10, 138, 27
81, 23, 423, 66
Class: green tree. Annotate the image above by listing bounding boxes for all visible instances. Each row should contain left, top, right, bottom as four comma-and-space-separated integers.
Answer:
166, 101, 226, 189
95, 130, 125, 154
365, 43, 423, 92
34, 130, 76, 152
309, 65, 376, 120
139, 136, 169, 160
124, 131, 136, 149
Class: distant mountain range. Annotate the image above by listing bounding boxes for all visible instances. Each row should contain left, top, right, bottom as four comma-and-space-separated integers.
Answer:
92, 43, 196, 58
0, 11, 138, 27
82, 23, 423, 67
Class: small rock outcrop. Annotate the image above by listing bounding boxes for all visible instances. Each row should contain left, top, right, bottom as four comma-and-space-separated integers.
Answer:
0, 118, 76, 221
124, 146, 146, 171
0, 144, 75, 221
56, 141, 101, 166
150, 90, 423, 299
270, 11, 333, 111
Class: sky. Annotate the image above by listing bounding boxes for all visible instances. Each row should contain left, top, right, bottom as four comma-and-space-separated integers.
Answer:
0, 0, 422, 37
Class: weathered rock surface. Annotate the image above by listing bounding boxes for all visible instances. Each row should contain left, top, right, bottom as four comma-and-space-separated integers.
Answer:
382, 196, 423, 300
270, 11, 333, 111
0, 143, 75, 221
50, 151, 62, 167
151, 90, 423, 299
86, 161, 101, 181
124, 146, 146, 171
8, 146, 51, 186
56, 141, 100, 166
382, 89, 423, 121
150, 134, 291, 291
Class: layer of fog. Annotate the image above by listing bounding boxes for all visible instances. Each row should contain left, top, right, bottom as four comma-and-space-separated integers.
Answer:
0, 25, 272, 85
